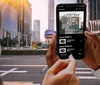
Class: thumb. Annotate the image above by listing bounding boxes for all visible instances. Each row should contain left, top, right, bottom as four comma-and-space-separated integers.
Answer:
49, 59, 70, 75
85, 31, 100, 42
84, 31, 92, 39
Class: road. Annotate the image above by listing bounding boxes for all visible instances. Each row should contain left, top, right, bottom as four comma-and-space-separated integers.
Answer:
0, 55, 100, 85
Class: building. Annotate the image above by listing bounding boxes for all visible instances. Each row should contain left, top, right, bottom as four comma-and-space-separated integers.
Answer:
0, 0, 18, 39
4, 0, 32, 34
0, 1, 2, 40
32, 20, 40, 42
24, 1, 32, 46
89, 0, 100, 20
77, 0, 100, 32
77, 0, 100, 20
0, 0, 32, 47
48, 0, 54, 30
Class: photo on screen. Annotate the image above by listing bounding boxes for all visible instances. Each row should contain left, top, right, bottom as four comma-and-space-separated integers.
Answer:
59, 11, 84, 34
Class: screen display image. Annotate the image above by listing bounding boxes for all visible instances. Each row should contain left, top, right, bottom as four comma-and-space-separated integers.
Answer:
59, 11, 84, 34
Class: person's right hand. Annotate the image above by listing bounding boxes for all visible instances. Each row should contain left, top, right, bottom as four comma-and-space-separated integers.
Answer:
83, 31, 100, 70
42, 56, 79, 85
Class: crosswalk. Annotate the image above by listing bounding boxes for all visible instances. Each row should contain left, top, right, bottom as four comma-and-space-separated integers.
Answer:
42, 67, 97, 80
75, 68, 97, 80
3, 67, 98, 85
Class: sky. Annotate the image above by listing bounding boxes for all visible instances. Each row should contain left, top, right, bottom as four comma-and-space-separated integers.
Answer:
28, 0, 77, 41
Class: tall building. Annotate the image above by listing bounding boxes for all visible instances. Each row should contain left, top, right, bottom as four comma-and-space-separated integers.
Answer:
77, 0, 100, 20
24, 1, 32, 46
0, 0, 18, 39
3, 0, 32, 34
32, 20, 40, 42
88, 0, 100, 20
77, 0, 100, 29
0, 0, 32, 46
48, 0, 54, 30
0, 2, 2, 39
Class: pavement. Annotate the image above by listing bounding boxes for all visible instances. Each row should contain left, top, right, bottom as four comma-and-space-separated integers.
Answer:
0, 55, 100, 85
4, 82, 33, 85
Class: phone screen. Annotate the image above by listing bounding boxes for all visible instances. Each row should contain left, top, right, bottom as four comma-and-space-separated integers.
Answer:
56, 4, 86, 59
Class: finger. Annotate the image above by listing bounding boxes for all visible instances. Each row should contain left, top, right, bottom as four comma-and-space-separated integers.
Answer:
65, 55, 76, 74
84, 31, 92, 39
56, 55, 76, 79
46, 34, 59, 68
46, 34, 56, 58
84, 31, 100, 43
52, 35, 58, 59
69, 54, 76, 72
49, 59, 70, 74
53, 34, 56, 50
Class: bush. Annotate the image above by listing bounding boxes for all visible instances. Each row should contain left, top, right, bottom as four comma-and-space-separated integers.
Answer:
2, 50, 48, 55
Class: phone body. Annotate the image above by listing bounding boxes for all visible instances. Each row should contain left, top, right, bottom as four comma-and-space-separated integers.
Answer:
56, 4, 86, 59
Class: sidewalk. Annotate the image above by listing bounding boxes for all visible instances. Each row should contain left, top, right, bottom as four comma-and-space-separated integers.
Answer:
4, 81, 33, 85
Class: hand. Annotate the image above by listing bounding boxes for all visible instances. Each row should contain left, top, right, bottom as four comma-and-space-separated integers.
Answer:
42, 56, 79, 85
46, 34, 59, 68
83, 31, 100, 70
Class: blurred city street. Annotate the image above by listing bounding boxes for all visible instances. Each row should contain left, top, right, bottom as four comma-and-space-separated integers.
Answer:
1, 0, 100, 85
0, 55, 100, 85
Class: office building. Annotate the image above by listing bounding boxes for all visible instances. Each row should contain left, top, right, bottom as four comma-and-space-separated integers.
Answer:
48, 0, 54, 30
2, 0, 32, 33
0, 2, 2, 39
77, 0, 100, 20
0, 0, 18, 39
0, 0, 32, 46
24, 1, 32, 45
32, 20, 40, 42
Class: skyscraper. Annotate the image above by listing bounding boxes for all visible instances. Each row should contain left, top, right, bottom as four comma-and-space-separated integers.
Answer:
32, 20, 40, 42
0, 0, 18, 39
77, 0, 100, 20
48, 0, 54, 30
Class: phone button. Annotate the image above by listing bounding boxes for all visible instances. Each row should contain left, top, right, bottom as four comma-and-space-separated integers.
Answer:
59, 39, 66, 44
59, 48, 66, 53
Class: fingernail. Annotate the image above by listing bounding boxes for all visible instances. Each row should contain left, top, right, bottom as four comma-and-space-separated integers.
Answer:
69, 54, 74, 59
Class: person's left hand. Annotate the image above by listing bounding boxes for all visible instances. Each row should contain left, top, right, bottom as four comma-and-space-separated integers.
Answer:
42, 56, 79, 85
46, 34, 59, 68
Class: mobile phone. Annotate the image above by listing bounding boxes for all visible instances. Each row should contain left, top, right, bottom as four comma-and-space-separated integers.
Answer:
56, 4, 86, 59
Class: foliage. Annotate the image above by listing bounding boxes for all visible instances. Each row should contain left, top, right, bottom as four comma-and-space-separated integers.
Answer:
2, 50, 47, 55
